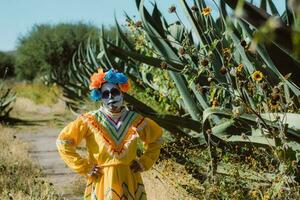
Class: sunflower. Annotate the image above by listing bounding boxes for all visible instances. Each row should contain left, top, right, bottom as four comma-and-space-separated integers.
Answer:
211, 98, 219, 108
200, 59, 209, 66
252, 70, 264, 82
269, 99, 280, 110
160, 61, 168, 69
169, 6, 176, 13
201, 7, 212, 16
191, 5, 199, 12
263, 194, 270, 200
223, 48, 231, 58
236, 64, 244, 72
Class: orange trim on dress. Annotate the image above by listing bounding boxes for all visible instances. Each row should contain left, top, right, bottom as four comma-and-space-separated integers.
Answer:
80, 113, 144, 158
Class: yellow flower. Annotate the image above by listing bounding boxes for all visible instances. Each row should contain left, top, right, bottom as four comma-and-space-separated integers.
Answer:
201, 7, 212, 16
211, 98, 219, 108
252, 70, 264, 82
223, 48, 231, 59
236, 64, 244, 72
263, 194, 270, 200
250, 190, 258, 198
269, 99, 280, 110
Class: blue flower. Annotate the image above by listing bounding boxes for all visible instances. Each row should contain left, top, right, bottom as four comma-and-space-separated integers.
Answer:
104, 69, 119, 84
104, 69, 128, 84
115, 72, 128, 84
90, 89, 102, 101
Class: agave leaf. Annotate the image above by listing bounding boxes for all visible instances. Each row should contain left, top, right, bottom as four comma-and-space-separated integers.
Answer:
220, 1, 228, 17
170, 70, 203, 120
285, 0, 295, 25
85, 40, 92, 65
0, 86, 16, 119
168, 23, 184, 42
138, 1, 182, 65
221, 0, 300, 66
189, 81, 209, 110
203, 108, 300, 145
115, 16, 135, 51
87, 38, 99, 68
260, 0, 267, 11
260, 113, 300, 131
180, 0, 225, 83
124, 93, 201, 133
180, 0, 204, 42
150, 2, 165, 34
106, 42, 184, 71
100, 28, 122, 71
267, 0, 279, 16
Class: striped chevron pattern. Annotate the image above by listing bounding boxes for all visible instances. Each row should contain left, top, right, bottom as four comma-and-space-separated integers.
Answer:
81, 109, 145, 158
95, 109, 138, 145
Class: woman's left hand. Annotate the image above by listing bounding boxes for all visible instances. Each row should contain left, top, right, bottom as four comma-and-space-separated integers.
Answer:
130, 159, 143, 173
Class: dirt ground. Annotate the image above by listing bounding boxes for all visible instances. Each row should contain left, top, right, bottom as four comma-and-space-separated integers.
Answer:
10, 98, 198, 200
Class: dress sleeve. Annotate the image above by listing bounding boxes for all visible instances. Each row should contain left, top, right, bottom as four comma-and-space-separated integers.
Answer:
136, 117, 164, 171
56, 115, 93, 177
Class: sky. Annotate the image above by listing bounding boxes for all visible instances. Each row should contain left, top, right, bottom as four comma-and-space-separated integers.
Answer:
0, 0, 285, 51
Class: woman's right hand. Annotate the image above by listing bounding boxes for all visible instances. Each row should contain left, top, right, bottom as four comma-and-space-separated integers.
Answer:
87, 165, 103, 178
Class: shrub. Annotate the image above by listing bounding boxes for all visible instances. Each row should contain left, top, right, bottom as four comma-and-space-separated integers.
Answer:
15, 23, 100, 80
0, 51, 15, 78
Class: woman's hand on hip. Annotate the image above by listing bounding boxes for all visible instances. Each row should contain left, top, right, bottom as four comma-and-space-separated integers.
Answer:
130, 159, 143, 173
87, 165, 103, 178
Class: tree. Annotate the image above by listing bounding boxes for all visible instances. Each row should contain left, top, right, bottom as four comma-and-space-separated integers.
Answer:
15, 23, 101, 80
0, 51, 15, 78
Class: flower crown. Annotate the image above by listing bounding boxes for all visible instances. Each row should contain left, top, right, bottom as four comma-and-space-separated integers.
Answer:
89, 68, 131, 101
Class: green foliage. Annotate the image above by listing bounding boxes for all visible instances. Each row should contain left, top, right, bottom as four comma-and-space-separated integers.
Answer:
128, 80, 177, 115
15, 23, 100, 80
0, 51, 15, 78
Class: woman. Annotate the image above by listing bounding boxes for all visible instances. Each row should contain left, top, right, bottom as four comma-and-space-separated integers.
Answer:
56, 68, 163, 200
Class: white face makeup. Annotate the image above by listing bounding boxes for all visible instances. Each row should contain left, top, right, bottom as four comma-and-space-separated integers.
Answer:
101, 82, 124, 112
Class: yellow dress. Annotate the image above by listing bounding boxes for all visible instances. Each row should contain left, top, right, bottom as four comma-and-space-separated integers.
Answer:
56, 107, 163, 200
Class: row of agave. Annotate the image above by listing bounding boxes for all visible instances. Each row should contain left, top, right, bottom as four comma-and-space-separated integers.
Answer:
50, 0, 300, 187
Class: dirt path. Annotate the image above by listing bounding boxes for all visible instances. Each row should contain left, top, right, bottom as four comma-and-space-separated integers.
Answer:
17, 126, 82, 199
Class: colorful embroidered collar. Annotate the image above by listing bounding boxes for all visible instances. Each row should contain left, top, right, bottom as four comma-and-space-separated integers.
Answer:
81, 109, 145, 158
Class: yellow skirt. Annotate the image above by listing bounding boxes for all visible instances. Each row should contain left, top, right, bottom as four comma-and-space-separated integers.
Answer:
84, 164, 146, 200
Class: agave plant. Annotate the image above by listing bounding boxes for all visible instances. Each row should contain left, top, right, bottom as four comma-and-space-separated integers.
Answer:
0, 82, 16, 121
50, 0, 300, 185
101, 0, 300, 144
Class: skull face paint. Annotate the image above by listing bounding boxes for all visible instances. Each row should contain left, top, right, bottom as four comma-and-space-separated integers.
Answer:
101, 82, 124, 112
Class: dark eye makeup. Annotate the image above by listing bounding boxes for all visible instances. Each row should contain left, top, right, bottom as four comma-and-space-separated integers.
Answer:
102, 88, 121, 99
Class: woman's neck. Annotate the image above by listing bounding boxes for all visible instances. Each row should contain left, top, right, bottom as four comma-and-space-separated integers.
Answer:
100, 105, 127, 118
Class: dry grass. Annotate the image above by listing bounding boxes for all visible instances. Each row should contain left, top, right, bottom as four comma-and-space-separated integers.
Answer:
68, 176, 86, 196
0, 126, 62, 200
10, 79, 61, 105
